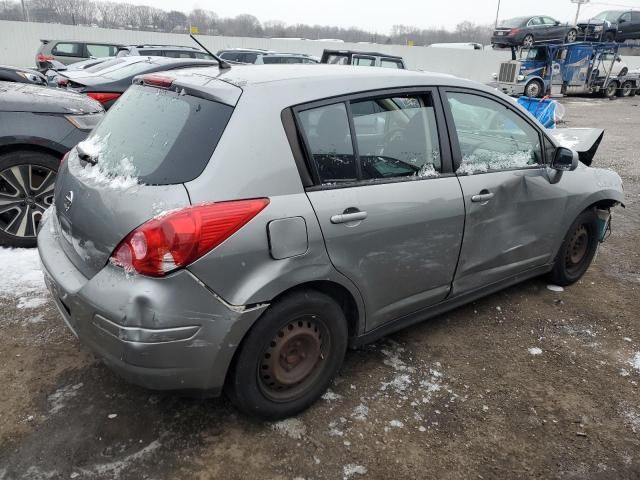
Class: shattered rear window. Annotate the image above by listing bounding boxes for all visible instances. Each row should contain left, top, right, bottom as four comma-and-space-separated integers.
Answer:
81, 85, 233, 185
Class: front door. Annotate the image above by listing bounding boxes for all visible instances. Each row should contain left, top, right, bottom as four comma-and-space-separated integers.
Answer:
442, 89, 565, 294
296, 90, 465, 331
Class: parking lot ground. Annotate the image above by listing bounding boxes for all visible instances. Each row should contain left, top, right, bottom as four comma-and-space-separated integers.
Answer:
1, 96, 639, 480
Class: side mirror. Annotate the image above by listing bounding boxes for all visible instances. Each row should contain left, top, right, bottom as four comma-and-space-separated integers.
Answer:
555, 21, 561, 26
619, 18, 626, 24
551, 147, 579, 171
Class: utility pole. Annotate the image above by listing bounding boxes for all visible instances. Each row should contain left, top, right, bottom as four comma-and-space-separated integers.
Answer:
20, 0, 29, 22
572, 0, 589, 26
495, 0, 501, 28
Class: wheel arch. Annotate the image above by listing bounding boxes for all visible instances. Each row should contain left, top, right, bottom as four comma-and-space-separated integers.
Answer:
0, 140, 66, 161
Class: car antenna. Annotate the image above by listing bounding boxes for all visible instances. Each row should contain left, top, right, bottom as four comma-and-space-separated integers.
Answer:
190, 34, 231, 70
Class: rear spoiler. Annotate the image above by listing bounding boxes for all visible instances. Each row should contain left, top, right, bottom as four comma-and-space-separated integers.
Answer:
546, 128, 605, 167
40, 39, 50, 44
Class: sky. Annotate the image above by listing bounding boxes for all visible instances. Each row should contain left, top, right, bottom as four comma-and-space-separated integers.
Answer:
118, 0, 640, 33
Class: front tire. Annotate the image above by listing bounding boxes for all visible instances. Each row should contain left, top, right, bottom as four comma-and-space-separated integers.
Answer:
604, 32, 615, 42
0, 150, 59, 248
227, 290, 348, 419
525, 79, 544, 98
549, 210, 599, 286
603, 80, 619, 98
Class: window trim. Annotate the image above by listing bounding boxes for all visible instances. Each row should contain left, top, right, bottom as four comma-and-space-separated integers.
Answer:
439, 86, 552, 175
289, 86, 453, 191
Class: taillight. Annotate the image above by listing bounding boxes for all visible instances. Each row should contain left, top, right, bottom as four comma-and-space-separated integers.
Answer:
57, 77, 69, 87
111, 199, 270, 277
86, 92, 121, 105
142, 74, 175, 89
509, 28, 521, 35
60, 151, 70, 166
36, 53, 54, 62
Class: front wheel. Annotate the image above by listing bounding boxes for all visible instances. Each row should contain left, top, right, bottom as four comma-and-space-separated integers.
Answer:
0, 150, 59, 248
522, 34, 535, 48
525, 79, 544, 98
549, 210, 599, 286
604, 81, 619, 98
566, 29, 578, 43
226, 290, 348, 419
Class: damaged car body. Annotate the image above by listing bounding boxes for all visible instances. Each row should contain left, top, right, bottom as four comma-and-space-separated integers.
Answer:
38, 65, 624, 419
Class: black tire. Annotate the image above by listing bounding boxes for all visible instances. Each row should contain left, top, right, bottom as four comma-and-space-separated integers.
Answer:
604, 32, 615, 42
525, 79, 544, 98
0, 150, 59, 248
549, 210, 599, 286
226, 289, 348, 419
621, 80, 634, 97
565, 29, 578, 43
522, 34, 535, 48
604, 81, 619, 98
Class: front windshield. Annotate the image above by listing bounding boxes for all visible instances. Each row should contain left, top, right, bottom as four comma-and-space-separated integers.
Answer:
520, 48, 546, 61
593, 11, 624, 22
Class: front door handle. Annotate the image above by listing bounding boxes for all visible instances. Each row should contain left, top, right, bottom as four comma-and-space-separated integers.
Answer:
471, 191, 495, 203
331, 210, 368, 224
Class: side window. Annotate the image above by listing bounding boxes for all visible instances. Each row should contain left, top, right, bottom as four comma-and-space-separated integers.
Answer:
620, 12, 631, 22
380, 59, 403, 69
351, 95, 441, 178
52, 42, 83, 57
353, 56, 376, 66
299, 104, 357, 184
542, 17, 557, 25
326, 54, 350, 65
528, 17, 542, 27
632, 12, 640, 22
86, 44, 117, 57
446, 92, 542, 174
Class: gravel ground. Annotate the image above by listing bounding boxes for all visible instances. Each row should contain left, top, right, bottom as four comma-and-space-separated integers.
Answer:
0, 96, 639, 480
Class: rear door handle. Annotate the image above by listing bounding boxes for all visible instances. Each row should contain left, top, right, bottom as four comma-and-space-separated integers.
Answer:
471, 192, 495, 203
331, 211, 368, 224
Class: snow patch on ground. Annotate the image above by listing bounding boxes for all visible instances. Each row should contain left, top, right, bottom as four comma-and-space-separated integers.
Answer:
630, 352, 640, 371
271, 418, 306, 440
82, 439, 162, 478
620, 402, 640, 434
0, 248, 46, 299
17, 297, 48, 309
343, 464, 367, 479
48, 383, 83, 414
322, 389, 343, 401
351, 403, 369, 421
528, 347, 543, 355
547, 285, 565, 292
389, 419, 404, 428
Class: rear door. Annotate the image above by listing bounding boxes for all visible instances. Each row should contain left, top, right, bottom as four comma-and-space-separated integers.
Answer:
297, 88, 465, 331
442, 88, 564, 294
51, 42, 86, 65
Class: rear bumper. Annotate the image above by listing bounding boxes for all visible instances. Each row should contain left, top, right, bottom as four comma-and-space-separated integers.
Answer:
38, 211, 268, 393
491, 36, 521, 47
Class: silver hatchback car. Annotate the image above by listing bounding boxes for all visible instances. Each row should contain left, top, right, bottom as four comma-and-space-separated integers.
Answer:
38, 65, 624, 419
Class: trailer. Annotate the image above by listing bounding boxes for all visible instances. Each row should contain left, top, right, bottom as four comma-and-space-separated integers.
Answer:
496, 42, 640, 98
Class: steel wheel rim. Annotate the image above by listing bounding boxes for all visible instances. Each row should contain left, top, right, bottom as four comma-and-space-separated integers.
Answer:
565, 224, 590, 273
523, 35, 534, 48
0, 164, 56, 239
258, 316, 329, 402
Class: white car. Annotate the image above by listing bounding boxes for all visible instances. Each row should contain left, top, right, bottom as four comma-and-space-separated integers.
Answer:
596, 53, 629, 78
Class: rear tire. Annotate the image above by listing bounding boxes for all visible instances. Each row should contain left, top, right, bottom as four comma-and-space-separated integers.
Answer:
525, 79, 544, 98
621, 80, 634, 97
604, 32, 615, 42
603, 81, 619, 98
565, 29, 578, 43
522, 34, 535, 48
0, 150, 59, 248
548, 210, 599, 286
226, 290, 348, 419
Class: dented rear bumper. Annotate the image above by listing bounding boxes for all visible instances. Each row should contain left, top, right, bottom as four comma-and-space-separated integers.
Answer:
38, 213, 267, 394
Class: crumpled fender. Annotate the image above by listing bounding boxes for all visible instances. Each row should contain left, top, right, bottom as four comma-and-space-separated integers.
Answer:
547, 128, 605, 167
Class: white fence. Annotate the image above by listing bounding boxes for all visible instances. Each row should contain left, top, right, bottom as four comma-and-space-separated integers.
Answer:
1, 20, 639, 82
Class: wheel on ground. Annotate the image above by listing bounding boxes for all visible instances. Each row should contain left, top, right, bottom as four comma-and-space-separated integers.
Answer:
565, 29, 577, 43
525, 79, 544, 98
226, 289, 348, 419
522, 34, 535, 48
621, 80, 634, 97
604, 81, 619, 98
548, 210, 599, 286
0, 150, 59, 248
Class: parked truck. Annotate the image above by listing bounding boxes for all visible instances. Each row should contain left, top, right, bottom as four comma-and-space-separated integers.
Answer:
496, 42, 640, 98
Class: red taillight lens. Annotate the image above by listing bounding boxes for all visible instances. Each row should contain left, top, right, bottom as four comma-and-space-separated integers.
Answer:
111, 199, 270, 277
142, 74, 175, 88
60, 151, 70, 166
57, 77, 69, 87
509, 28, 521, 35
36, 53, 54, 62
86, 92, 121, 104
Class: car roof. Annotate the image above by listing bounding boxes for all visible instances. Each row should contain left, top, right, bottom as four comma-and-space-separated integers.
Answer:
322, 50, 404, 60
123, 45, 202, 51
41, 39, 123, 46
164, 64, 487, 107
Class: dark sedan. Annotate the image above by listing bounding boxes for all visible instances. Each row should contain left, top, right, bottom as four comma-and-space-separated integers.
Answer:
492, 16, 578, 48
57, 56, 219, 109
0, 65, 47, 86
0, 82, 103, 247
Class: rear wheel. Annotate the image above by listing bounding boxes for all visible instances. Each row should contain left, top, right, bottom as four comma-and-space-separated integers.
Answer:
565, 29, 578, 43
604, 81, 619, 98
0, 151, 58, 248
621, 80, 634, 97
227, 290, 348, 419
522, 34, 535, 48
549, 210, 599, 286
525, 79, 544, 98
604, 32, 615, 42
